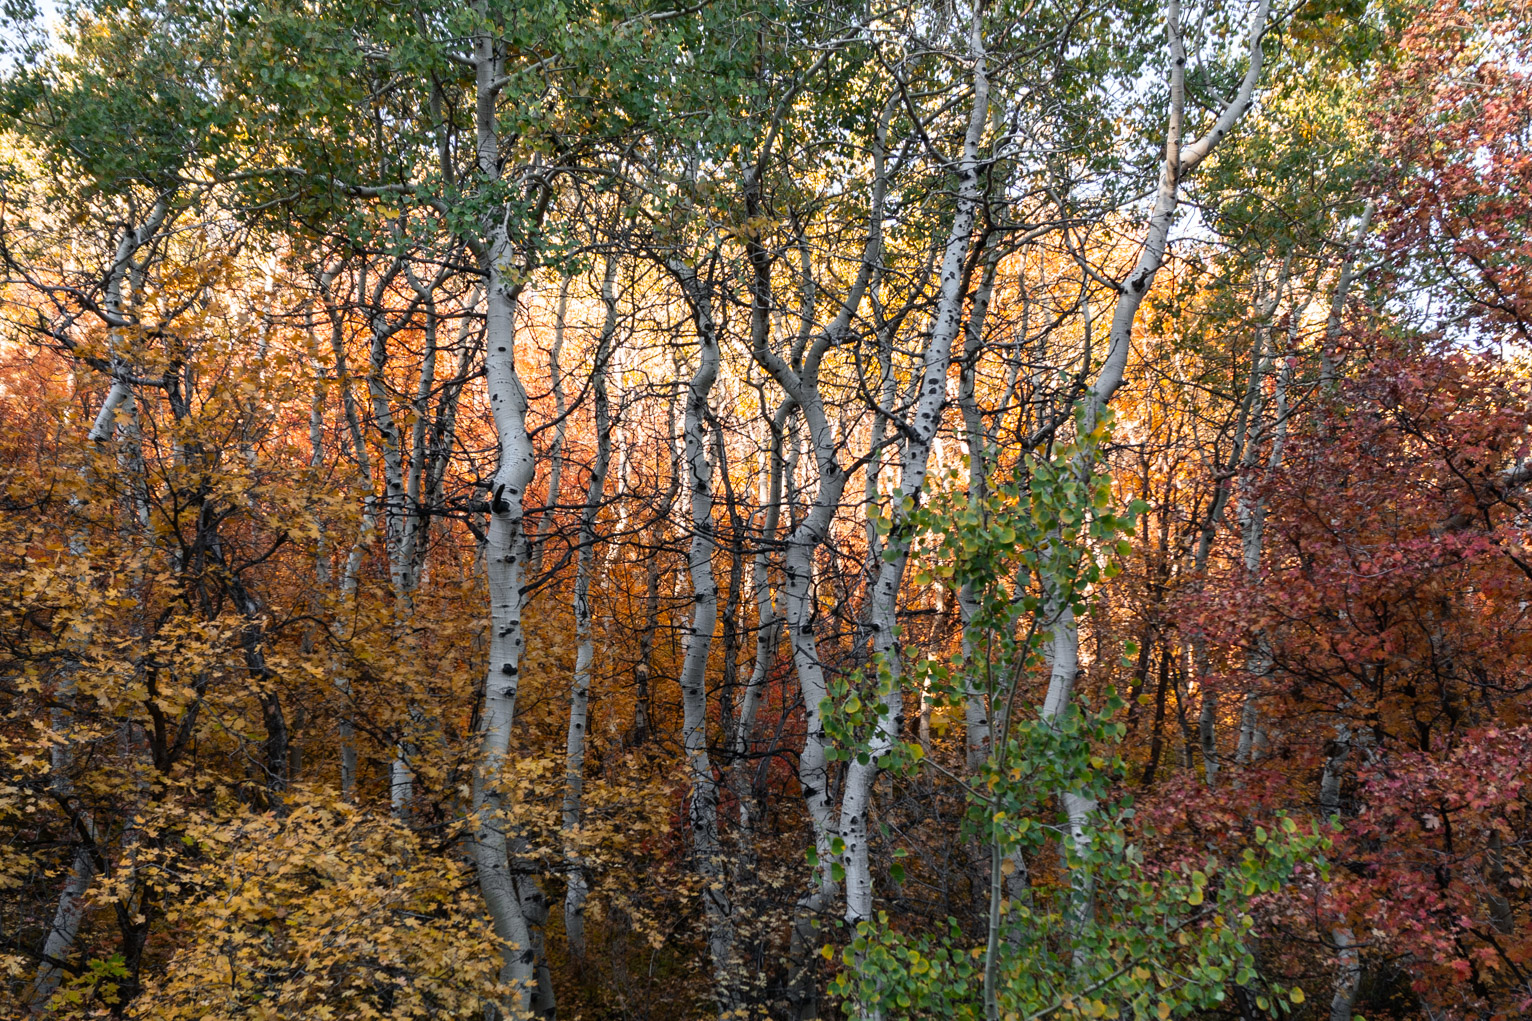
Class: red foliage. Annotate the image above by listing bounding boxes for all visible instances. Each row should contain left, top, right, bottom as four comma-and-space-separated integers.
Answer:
1375, 0, 1532, 341
1180, 340, 1532, 1016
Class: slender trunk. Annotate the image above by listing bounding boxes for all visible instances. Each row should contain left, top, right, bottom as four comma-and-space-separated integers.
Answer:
467, 13, 559, 1010
715, 419, 748, 762
562, 256, 618, 959
34, 206, 167, 1007
29, 847, 94, 1014
1141, 648, 1172, 787
743, 85, 891, 1012
605, 342, 631, 573
364, 256, 452, 818
319, 259, 372, 801
1320, 199, 1376, 390
1319, 721, 1362, 1020
1120, 0, 1273, 792
853, 10, 991, 928
530, 275, 571, 575
31, 374, 147, 1011
632, 395, 679, 747
362, 257, 418, 610
670, 258, 737, 1009
956, 249, 1004, 770
1282, 233, 1374, 968
1036, 0, 1272, 964
469, 54, 546, 1016
732, 407, 787, 827
28, 681, 98, 1015
1232, 263, 1291, 773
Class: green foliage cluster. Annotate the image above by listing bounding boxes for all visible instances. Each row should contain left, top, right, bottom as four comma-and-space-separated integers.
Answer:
827, 410, 1330, 1019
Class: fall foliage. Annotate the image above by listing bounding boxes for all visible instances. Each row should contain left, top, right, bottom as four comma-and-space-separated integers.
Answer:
0, 0, 1529, 1018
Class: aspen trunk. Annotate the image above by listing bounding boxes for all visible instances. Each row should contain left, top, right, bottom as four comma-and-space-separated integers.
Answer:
670, 258, 738, 1009
1035, 0, 1272, 963
562, 256, 618, 959
1328, 926, 1362, 1021
1192, 267, 1277, 785
319, 258, 374, 802
731, 407, 786, 828
852, 9, 990, 927
473, 249, 541, 1010
632, 394, 679, 747
27, 844, 95, 1015
1231, 260, 1291, 772
530, 275, 571, 576
28, 671, 98, 1015
1321, 199, 1376, 390
956, 248, 1004, 771
468, 13, 556, 1010
742, 86, 889, 1011
32, 256, 169, 1004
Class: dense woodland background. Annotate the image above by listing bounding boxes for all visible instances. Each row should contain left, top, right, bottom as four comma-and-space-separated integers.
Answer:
0, 0, 1529, 1017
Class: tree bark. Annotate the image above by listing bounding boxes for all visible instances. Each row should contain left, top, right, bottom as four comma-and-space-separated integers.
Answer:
468, 16, 551, 1011
670, 256, 738, 1010
852, 6, 992, 928
561, 256, 618, 959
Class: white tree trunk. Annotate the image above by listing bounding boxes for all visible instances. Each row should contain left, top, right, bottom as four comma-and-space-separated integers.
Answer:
730, 402, 789, 829
1321, 199, 1376, 389
561, 256, 618, 958
632, 394, 679, 745
530, 275, 571, 576
743, 90, 891, 975
956, 249, 1004, 771
468, 18, 547, 1008
31, 214, 169, 1002
1328, 926, 1362, 1021
28, 681, 98, 1015
851, 5, 991, 926
362, 257, 454, 816
28, 847, 94, 1014
473, 245, 541, 1010
318, 258, 377, 802
1195, 258, 1286, 785
670, 258, 738, 1008
1034, 0, 1272, 961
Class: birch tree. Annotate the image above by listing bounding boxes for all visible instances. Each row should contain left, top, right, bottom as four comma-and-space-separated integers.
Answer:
560, 254, 619, 958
